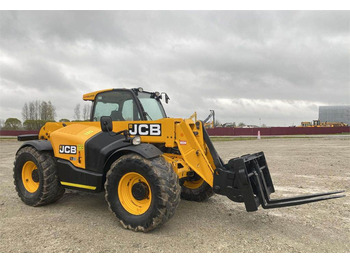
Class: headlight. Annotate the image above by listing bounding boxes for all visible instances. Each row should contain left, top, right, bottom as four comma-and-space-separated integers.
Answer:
138, 87, 143, 92
132, 135, 141, 145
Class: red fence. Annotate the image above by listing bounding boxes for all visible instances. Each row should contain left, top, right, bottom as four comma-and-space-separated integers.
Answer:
0, 130, 39, 136
207, 126, 350, 136
1, 127, 349, 137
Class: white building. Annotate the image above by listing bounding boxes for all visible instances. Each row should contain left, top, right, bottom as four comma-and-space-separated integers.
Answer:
319, 106, 350, 125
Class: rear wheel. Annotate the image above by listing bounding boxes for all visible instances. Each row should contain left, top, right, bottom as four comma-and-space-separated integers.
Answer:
13, 146, 65, 206
180, 173, 214, 202
105, 154, 181, 232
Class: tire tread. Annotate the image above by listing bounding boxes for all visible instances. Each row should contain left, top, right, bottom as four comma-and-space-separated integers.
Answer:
105, 154, 181, 232
13, 146, 65, 206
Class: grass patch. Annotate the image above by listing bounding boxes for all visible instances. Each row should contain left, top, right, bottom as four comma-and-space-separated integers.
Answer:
0, 137, 17, 140
210, 137, 258, 141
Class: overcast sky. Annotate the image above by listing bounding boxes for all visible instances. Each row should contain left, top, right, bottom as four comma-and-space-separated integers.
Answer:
0, 11, 349, 126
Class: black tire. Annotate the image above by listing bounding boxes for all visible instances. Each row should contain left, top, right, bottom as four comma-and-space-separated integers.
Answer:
180, 174, 214, 202
105, 154, 181, 232
13, 146, 65, 206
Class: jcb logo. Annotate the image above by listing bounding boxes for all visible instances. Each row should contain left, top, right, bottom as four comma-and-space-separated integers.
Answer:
59, 145, 77, 154
129, 124, 161, 136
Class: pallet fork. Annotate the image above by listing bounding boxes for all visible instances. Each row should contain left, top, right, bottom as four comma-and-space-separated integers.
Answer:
203, 126, 345, 211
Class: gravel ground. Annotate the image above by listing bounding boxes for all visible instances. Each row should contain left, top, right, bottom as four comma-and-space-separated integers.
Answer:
0, 137, 349, 253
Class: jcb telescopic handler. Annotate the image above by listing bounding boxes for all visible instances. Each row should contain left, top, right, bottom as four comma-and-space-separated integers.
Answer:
14, 88, 345, 232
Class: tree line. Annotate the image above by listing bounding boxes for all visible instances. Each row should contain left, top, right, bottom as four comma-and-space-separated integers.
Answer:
21, 101, 57, 130
0, 101, 91, 131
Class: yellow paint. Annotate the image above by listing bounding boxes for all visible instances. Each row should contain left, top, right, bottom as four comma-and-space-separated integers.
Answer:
49, 124, 101, 169
183, 178, 204, 189
83, 89, 113, 101
118, 172, 152, 215
162, 153, 191, 179
22, 161, 39, 193
60, 181, 96, 190
175, 119, 215, 187
83, 130, 94, 135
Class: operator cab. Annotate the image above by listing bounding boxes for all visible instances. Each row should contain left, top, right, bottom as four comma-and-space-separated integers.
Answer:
83, 88, 168, 122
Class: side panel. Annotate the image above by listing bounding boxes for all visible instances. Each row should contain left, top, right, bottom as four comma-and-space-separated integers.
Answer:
84, 132, 131, 172
57, 159, 103, 192
115, 118, 179, 148
49, 124, 101, 169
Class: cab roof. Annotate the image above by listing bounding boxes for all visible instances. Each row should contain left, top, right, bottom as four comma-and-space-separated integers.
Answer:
83, 89, 113, 101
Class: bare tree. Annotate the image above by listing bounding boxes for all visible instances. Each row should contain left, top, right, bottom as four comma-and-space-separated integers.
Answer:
34, 100, 40, 121
22, 103, 29, 121
40, 101, 56, 121
47, 101, 56, 120
40, 101, 48, 121
29, 102, 35, 120
82, 104, 90, 120
74, 104, 81, 120
23, 100, 56, 122
22, 100, 57, 130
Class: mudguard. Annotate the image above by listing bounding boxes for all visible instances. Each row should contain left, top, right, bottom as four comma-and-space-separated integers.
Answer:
17, 140, 53, 153
106, 143, 162, 164
85, 131, 163, 173
103, 143, 163, 174
114, 143, 162, 159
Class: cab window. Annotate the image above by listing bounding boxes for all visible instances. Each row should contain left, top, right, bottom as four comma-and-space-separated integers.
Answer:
137, 92, 166, 120
92, 90, 140, 121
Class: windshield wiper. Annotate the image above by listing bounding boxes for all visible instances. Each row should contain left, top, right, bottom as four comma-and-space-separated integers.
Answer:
144, 111, 153, 120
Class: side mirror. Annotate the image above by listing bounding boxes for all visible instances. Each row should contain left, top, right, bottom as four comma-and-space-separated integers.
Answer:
165, 94, 170, 104
100, 116, 113, 132
162, 92, 170, 104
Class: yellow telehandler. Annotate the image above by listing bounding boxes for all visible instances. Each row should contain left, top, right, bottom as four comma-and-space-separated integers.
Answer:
14, 88, 345, 232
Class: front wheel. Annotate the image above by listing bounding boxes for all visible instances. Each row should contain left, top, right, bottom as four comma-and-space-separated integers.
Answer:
105, 154, 181, 232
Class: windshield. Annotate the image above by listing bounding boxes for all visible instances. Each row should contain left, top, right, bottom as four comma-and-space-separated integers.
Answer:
137, 92, 167, 120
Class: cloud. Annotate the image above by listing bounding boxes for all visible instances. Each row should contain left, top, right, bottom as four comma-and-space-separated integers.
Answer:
0, 11, 349, 126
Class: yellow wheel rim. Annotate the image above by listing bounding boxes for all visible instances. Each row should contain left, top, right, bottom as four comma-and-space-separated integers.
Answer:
22, 161, 39, 193
118, 172, 152, 215
183, 178, 204, 189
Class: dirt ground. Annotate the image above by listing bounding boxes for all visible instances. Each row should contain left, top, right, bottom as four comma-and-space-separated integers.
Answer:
0, 136, 349, 253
